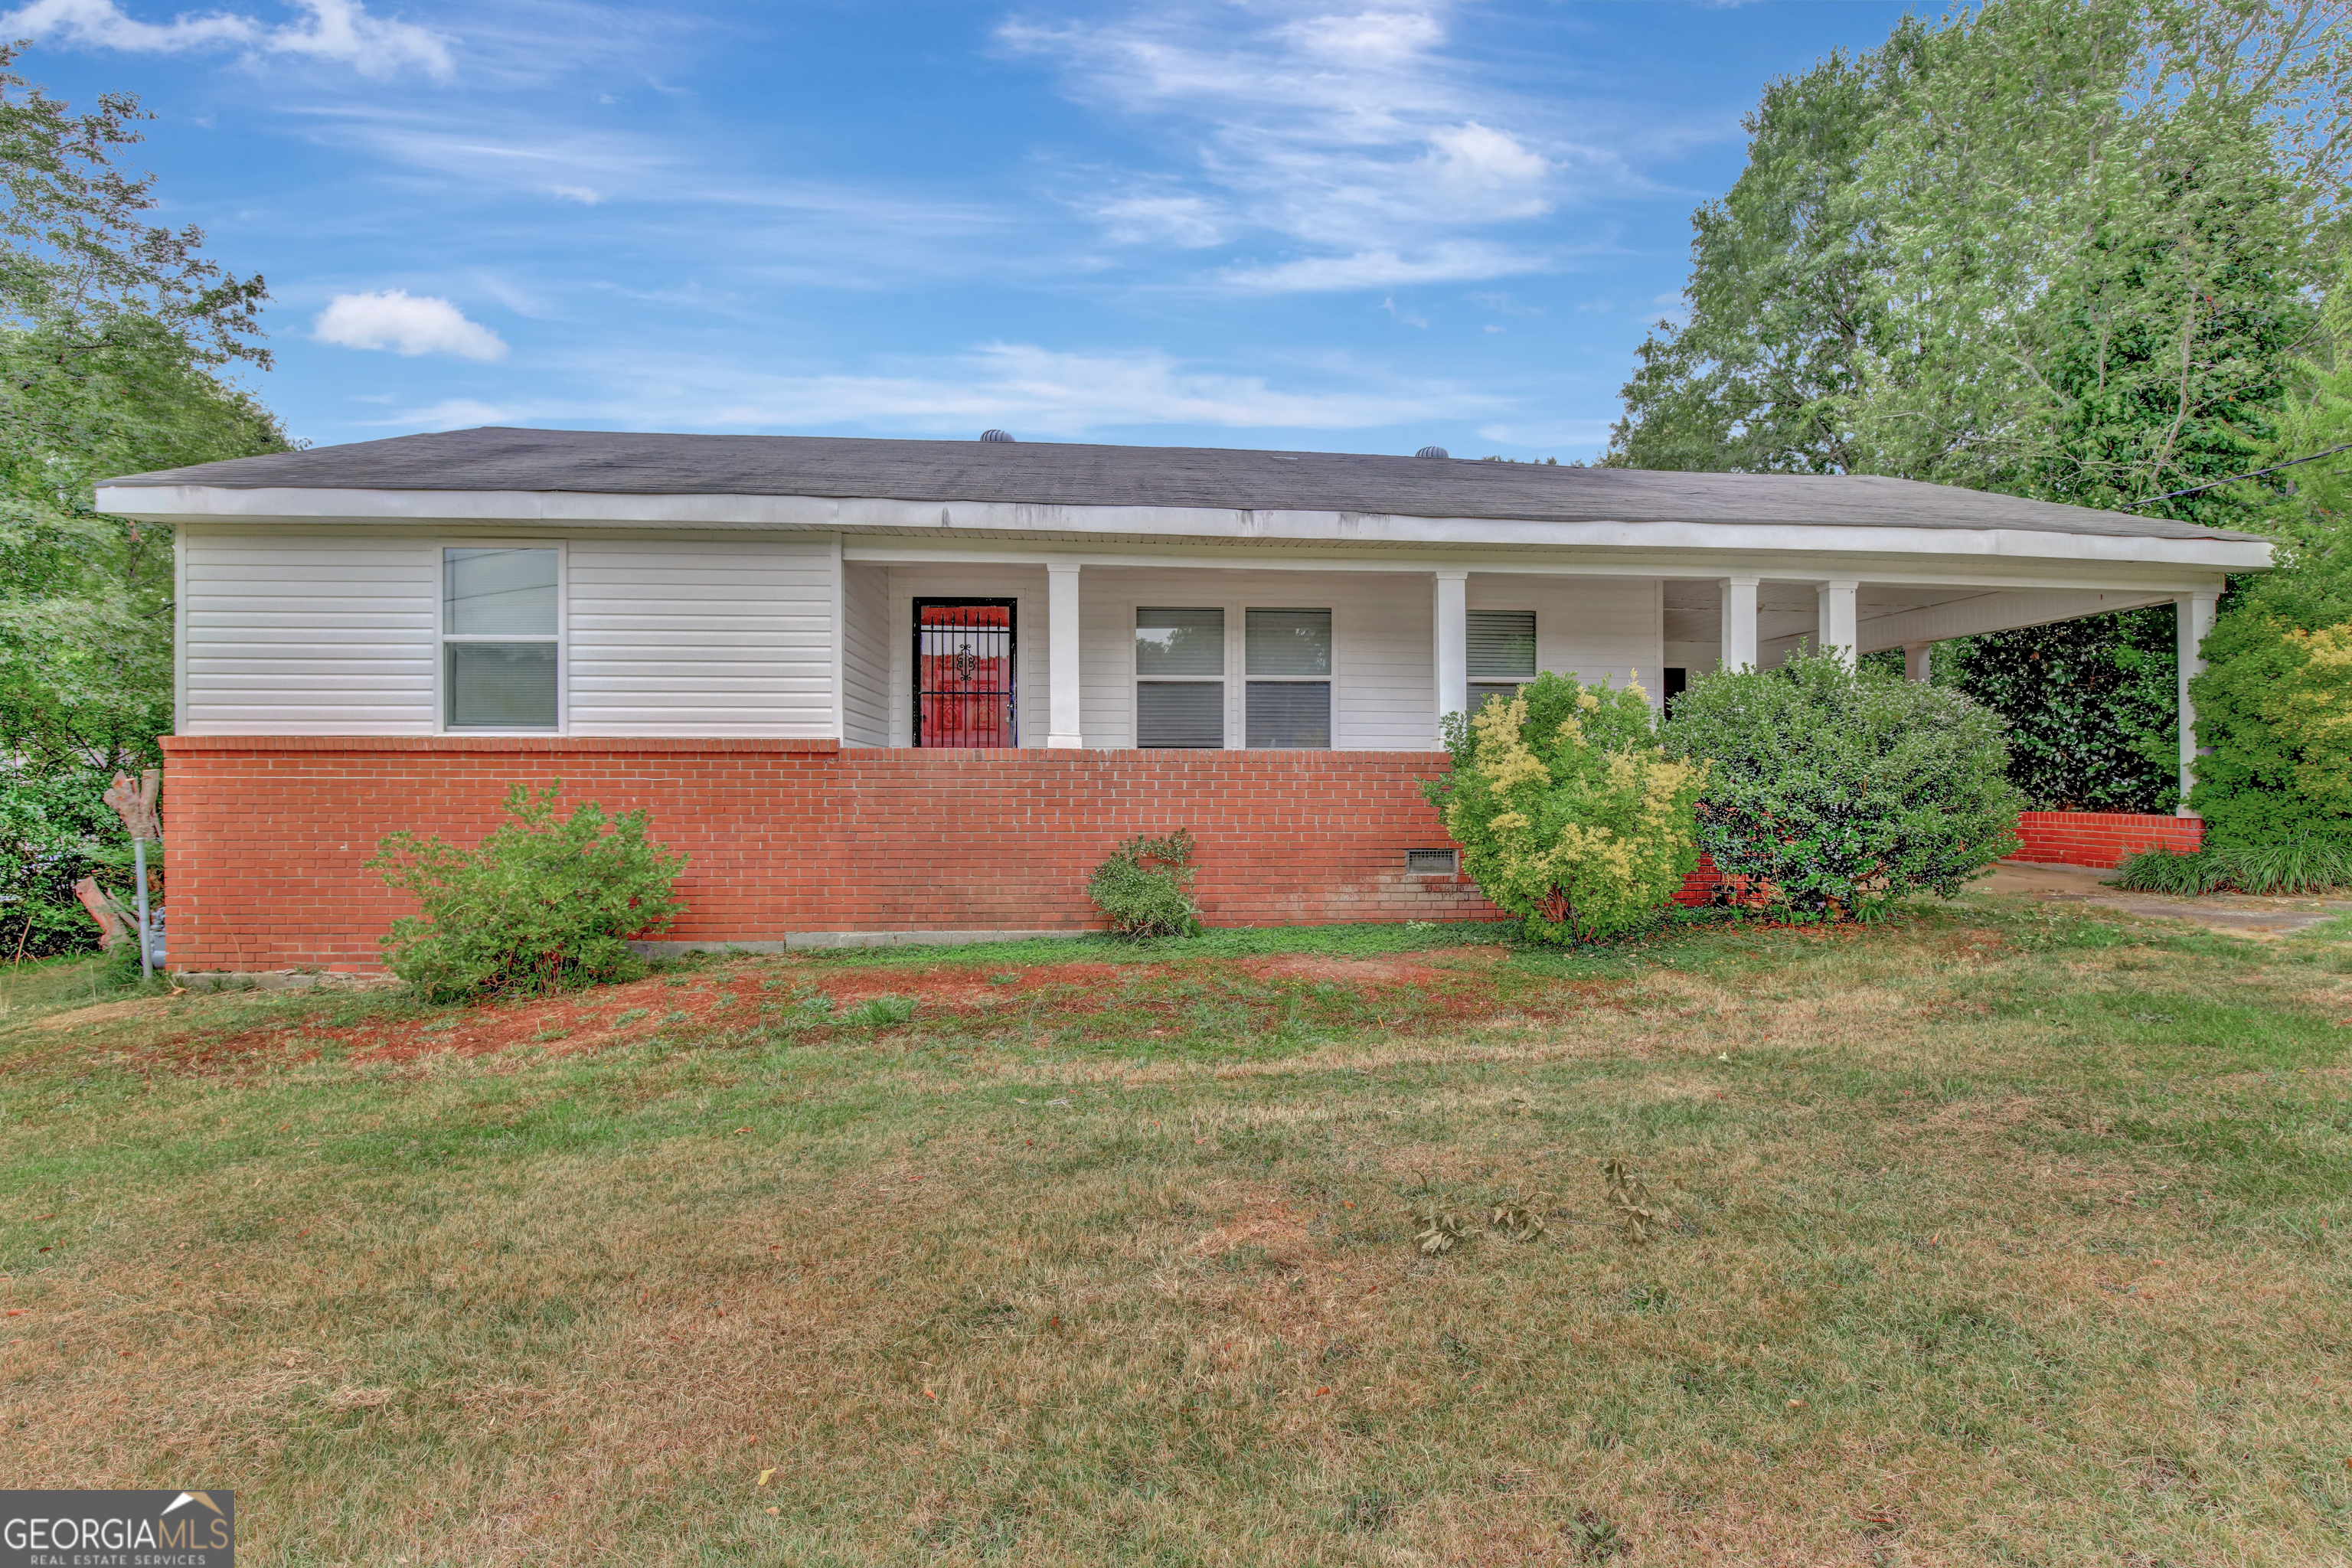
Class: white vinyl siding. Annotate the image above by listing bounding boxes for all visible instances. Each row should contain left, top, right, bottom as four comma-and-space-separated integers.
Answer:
181, 530, 841, 737
181, 533, 439, 733
1469, 574, 1665, 709
841, 560, 890, 746
565, 536, 835, 737
1076, 568, 1436, 750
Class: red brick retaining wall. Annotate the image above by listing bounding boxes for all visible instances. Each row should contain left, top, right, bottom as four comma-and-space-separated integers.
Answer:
159, 737, 1501, 972
2011, 810, 2203, 869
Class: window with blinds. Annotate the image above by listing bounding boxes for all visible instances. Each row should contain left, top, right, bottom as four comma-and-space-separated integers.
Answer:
1135, 606, 1224, 747
1246, 607, 1331, 748
1466, 609, 1535, 711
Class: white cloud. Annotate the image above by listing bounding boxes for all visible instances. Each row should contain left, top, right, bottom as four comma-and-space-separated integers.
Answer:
1002, 4, 1599, 289
1223, 240, 1545, 292
0, 0, 453, 78
313, 289, 508, 360
1379, 296, 1427, 328
385, 341, 1497, 437
1089, 191, 1225, 248
547, 183, 603, 204
0, 0, 250, 51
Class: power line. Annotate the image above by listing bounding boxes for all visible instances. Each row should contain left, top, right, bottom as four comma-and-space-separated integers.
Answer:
2118, 441, 2352, 510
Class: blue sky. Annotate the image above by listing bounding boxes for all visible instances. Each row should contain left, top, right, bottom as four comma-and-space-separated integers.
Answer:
10, 0, 1916, 459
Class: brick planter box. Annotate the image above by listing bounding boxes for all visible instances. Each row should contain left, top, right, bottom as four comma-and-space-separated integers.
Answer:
2011, 811, 2203, 870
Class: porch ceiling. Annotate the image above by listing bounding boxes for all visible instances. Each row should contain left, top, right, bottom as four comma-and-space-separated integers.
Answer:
1661, 577, 2174, 653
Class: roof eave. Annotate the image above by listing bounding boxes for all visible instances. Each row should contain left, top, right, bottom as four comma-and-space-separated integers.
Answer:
95, 482, 2274, 573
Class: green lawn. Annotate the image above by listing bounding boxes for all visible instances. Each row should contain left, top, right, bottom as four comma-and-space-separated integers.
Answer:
2, 898, 2348, 1565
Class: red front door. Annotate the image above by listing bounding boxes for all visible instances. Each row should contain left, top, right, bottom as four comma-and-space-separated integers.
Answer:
914, 599, 1015, 747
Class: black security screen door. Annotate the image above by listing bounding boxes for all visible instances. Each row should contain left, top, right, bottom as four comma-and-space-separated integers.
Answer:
914, 599, 1016, 747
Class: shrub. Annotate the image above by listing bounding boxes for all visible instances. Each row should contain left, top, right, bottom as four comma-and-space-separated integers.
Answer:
1938, 606, 2180, 812
367, 781, 686, 1002
2109, 845, 2230, 897
2113, 840, 2352, 896
2188, 556, 2352, 851
1423, 671, 1706, 943
1086, 829, 1202, 937
0, 763, 139, 959
1663, 651, 2022, 919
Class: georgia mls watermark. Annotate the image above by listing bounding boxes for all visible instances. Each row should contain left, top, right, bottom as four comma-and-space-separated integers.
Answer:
1, 1491, 233, 1568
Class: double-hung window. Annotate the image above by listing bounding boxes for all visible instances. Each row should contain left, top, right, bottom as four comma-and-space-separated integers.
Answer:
1466, 610, 1537, 712
443, 547, 560, 730
1135, 606, 1225, 747
1246, 608, 1331, 748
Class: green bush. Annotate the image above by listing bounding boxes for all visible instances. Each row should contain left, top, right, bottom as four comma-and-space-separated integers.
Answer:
0, 763, 139, 958
1937, 606, 2180, 812
1663, 651, 2023, 919
1423, 671, 1706, 943
367, 781, 686, 1002
2187, 557, 2352, 851
1086, 829, 1202, 938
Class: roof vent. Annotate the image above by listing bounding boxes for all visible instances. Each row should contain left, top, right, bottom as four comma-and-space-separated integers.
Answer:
1415, 445, 1449, 459
981, 428, 1015, 443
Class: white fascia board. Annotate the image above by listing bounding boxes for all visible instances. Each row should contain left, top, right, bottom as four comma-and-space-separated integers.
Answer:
98, 482, 2273, 576
840, 540, 2230, 596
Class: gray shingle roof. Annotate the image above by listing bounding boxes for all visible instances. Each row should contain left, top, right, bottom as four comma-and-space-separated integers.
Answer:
102, 425, 2256, 541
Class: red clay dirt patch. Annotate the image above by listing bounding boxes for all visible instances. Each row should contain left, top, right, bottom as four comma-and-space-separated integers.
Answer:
136, 948, 1541, 1067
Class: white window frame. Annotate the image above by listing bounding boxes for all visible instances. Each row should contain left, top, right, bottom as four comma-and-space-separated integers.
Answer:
1243, 605, 1334, 751
1132, 604, 1228, 750
434, 539, 567, 736
1119, 592, 1351, 749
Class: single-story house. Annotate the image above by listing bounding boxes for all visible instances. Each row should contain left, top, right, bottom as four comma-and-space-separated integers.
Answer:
99, 427, 2264, 973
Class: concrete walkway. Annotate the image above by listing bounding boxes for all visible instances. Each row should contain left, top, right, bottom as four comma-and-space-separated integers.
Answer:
1981, 859, 2352, 937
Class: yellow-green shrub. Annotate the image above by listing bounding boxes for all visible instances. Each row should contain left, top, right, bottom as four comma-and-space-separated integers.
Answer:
1423, 671, 1706, 942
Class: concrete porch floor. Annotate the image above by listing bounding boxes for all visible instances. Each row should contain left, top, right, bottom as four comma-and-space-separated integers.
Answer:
1981, 858, 2352, 937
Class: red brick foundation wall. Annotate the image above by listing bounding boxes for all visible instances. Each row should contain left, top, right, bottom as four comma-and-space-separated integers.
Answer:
2011, 810, 2203, 869
159, 737, 1503, 972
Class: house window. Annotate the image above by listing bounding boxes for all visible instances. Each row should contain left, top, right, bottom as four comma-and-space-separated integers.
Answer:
1467, 610, 1537, 711
1246, 607, 1331, 748
443, 547, 558, 730
1135, 606, 1223, 748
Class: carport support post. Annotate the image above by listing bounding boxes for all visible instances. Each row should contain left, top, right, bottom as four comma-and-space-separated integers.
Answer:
1719, 576, 1759, 671
2176, 590, 2219, 815
1817, 580, 1858, 667
1047, 562, 1083, 748
1903, 642, 1932, 682
1433, 569, 1468, 742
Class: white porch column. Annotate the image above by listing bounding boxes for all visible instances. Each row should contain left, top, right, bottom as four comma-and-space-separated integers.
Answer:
1433, 569, 1468, 740
1817, 579, 1859, 666
1046, 561, 1083, 748
2176, 590, 2219, 815
1719, 575, 1759, 671
1903, 641, 1932, 682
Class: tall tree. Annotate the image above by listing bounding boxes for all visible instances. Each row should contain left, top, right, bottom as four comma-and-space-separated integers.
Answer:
1611, 0, 2352, 810
0, 45, 288, 770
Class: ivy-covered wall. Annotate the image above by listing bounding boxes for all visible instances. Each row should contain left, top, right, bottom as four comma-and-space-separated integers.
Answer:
1936, 606, 2180, 814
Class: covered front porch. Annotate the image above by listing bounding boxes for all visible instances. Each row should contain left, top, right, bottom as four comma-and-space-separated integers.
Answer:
839, 547, 2223, 810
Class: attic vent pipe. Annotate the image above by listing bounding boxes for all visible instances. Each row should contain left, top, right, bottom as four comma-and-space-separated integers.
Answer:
981, 428, 1015, 443
1415, 445, 1449, 459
